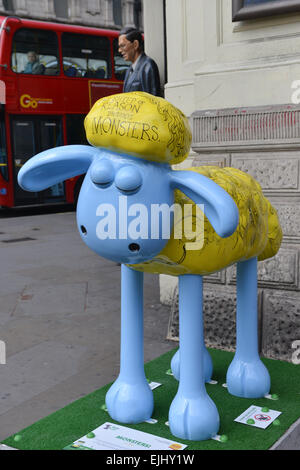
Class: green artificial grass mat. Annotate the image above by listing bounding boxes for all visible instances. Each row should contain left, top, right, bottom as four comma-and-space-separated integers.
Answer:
2, 347, 300, 450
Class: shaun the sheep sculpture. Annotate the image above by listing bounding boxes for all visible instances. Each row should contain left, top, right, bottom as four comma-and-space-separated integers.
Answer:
18, 92, 282, 441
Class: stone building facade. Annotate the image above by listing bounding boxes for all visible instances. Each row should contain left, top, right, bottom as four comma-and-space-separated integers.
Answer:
0, 0, 143, 29
144, 0, 300, 363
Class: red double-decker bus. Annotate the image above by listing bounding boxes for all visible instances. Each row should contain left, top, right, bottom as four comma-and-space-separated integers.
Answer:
0, 15, 129, 208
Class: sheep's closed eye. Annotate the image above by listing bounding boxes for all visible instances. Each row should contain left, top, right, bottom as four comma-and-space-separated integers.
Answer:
91, 159, 115, 187
115, 165, 143, 193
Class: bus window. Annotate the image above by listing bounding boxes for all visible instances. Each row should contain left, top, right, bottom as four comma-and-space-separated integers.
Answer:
12, 117, 65, 204
40, 119, 64, 198
113, 38, 130, 81
40, 119, 63, 151
12, 120, 35, 165
11, 28, 59, 76
66, 114, 89, 203
62, 33, 111, 79
66, 115, 89, 145
0, 117, 8, 181
12, 119, 37, 204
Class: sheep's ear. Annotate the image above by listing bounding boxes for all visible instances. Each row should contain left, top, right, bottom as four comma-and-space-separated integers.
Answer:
169, 169, 239, 238
18, 145, 100, 192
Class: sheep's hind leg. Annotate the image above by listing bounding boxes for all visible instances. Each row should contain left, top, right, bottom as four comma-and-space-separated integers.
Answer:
171, 343, 213, 383
169, 275, 219, 441
226, 257, 270, 398
105, 265, 153, 423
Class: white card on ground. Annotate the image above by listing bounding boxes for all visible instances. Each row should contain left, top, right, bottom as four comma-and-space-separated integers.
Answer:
149, 381, 162, 390
145, 418, 158, 424
234, 405, 281, 429
66, 422, 187, 450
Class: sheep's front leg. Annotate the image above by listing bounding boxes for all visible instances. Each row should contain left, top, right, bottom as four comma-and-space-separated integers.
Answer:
226, 257, 270, 398
169, 275, 219, 441
105, 265, 153, 423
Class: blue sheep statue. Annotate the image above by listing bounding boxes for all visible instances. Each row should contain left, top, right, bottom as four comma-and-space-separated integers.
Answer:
18, 92, 282, 441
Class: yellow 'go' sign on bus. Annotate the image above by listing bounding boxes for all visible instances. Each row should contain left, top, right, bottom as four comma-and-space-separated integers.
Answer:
20, 94, 53, 109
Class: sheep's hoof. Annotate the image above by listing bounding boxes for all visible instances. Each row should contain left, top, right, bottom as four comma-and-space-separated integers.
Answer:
170, 350, 180, 379
226, 357, 270, 398
168, 392, 220, 441
105, 377, 154, 424
171, 348, 213, 383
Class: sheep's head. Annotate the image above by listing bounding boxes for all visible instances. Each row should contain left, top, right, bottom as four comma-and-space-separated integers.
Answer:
77, 148, 175, 263
18, 92, 239, 265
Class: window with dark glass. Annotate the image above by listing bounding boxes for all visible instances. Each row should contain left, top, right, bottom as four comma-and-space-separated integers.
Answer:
12, 117, 65, 204
134, 0, 142, 30
0, 117, 8, 181
54, 0, 69, 19
66, 115, 89, 145
3, 0, 14, 12
11, 28, 59, 76
113, 0, 123, 26
113, 38, 130, 81
232, 0, 300, 21
12, 120, 35, 166
62, 33, 111, 79
244, 0, 274, 4
40, 120, 63, 151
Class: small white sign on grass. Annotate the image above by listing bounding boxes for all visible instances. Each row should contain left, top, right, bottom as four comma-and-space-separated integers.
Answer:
66, 422, 187, 450
235, 405, 281, 429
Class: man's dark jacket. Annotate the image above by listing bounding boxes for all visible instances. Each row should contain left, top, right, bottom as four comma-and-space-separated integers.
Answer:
123, 53, 161, 97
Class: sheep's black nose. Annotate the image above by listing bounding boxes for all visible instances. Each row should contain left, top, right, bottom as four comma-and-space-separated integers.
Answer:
129, 243, 140, 252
